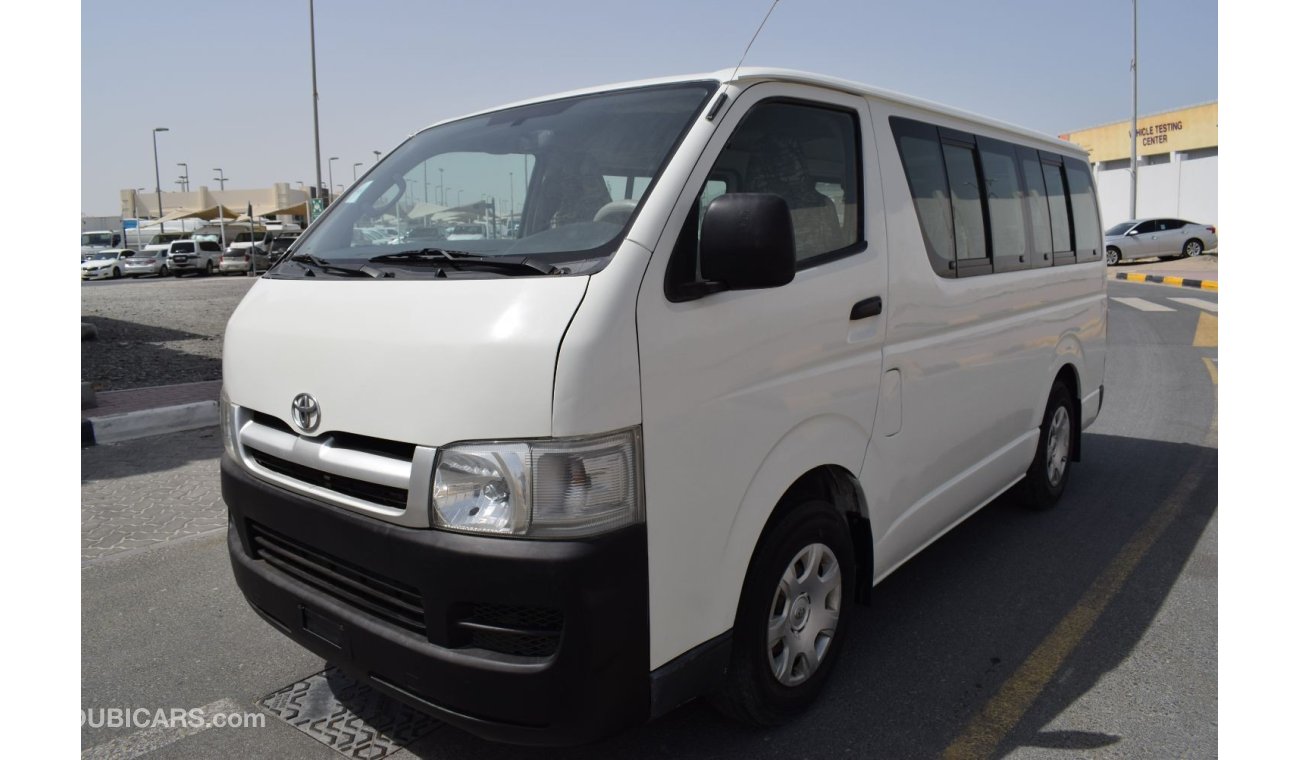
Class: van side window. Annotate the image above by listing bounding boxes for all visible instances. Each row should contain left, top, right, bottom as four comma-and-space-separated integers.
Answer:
665, 100, 862, 299
940, 138, 989, 271
892, 119, 955, 272
978, 137, 1030, 272
1017, 147, 1054, 267
1040, 157, 1075, 264
1063, 157, 1101, 262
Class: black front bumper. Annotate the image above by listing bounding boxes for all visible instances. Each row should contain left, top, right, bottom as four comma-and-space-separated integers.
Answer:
222, 455, 650, 746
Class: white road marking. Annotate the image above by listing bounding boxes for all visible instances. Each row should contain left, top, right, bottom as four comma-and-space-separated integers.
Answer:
82, 699, 245, 760
1111, 297, 1175, 312
1170, 297, 1218, 313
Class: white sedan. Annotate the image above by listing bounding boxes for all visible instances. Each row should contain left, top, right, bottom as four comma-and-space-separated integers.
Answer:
81, 249, 136, 280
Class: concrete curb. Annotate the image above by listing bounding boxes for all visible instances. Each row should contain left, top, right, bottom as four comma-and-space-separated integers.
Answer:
1110, 272, 1218, 291
82, 400, 219, 446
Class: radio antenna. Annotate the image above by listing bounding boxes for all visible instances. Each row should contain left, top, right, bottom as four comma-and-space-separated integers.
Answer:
729, 0, 781, 83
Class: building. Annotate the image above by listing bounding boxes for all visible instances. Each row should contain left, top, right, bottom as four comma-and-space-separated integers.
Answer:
1059, 102, 1217, 228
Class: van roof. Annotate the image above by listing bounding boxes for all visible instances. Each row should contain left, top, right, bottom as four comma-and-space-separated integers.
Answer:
415, 67, 1083, 158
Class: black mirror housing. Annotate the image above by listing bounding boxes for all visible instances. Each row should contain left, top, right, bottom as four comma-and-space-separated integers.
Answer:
699, 193, 796, 291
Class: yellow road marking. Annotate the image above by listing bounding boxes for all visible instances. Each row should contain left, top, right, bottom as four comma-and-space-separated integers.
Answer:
1202, 281, 1218, 291
1193, 313, 1218, 347
942, 470, 1205, 759
1163, 276, 1183, 287
1201, 356, 1217, 385
1202, 357, 1218, 447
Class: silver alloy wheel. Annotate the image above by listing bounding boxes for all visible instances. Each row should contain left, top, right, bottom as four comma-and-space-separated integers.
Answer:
1106, 248, 1119, 266
1185, 240, 1202, 257
767, 542, 842, 687
1045, 406, 1071, 487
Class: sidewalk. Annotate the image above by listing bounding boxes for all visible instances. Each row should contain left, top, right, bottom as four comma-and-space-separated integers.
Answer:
82, 380, 222, 446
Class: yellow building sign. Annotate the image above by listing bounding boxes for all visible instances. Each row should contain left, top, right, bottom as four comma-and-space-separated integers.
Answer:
1059, 102, 1217, 163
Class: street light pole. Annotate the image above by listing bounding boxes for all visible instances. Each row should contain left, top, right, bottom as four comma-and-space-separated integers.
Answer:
1129, 0, 1138, 220
152, 127, 169, 234
439, 167, 444, 205
328, 156, 338, 203
177, 162, 189, 192
353, 162, 362, 183
213, 168, 228, 250
309, 0, 323, 201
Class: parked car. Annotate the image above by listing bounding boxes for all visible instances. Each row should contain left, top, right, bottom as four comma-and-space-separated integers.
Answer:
166, 239, 222, 276
122, 249, 171, 278
1103, 218, 1217, 265
81, 249, 135, 280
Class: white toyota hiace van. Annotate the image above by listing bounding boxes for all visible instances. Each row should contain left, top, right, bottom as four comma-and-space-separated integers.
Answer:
221, 68, 1105, 745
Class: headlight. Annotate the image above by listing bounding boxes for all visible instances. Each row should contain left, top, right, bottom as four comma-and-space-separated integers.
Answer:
431, 428, 642, 538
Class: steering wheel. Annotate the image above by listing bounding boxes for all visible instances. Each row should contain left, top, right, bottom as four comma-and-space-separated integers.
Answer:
593, 199, 638, 225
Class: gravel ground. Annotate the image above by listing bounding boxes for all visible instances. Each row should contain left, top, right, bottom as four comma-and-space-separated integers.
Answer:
81, 276, 255, 391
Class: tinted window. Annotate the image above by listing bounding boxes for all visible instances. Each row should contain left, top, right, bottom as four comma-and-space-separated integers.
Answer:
171, 242, 195, 253
1106, 222, 1136, 236
1133, 220, 1158, 234
665, 100, 862, 299
894, 120, 955, 267
1041, 160, 1072, 253
1162, 219, 1187, 230
942, 142, 986, 261
200, 241, 221, 252
1064, 157, 1101, 259
979, 138, 1028, 265
1019, 149, 1053, 265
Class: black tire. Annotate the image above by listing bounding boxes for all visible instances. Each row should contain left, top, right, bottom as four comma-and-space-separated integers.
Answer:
1182, 239, 1203, 258
204, 260, 215, 276
711, 500, 855, 726
159, 266, 169, 278
1105, 247, 1121, 266
112, 267, 121, 279
1018, 381, 1075, 510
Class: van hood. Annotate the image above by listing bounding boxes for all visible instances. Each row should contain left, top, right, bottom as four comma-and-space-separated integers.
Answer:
222, 276, 589, 446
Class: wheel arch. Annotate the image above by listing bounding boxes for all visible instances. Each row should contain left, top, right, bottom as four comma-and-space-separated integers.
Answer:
719, 414, 874, 628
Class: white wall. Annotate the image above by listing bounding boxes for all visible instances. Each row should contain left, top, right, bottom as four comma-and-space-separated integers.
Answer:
1093, 153, 1217, 229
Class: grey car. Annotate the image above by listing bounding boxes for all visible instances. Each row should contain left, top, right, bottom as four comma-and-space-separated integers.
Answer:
1104, 218, 1217, 266
121, 250, 171, 278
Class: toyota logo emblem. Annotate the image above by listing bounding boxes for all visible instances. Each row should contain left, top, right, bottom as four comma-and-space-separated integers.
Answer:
291, 393, 321, 433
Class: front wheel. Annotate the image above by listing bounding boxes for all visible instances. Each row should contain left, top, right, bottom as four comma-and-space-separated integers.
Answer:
111, 267, 121, 279
159, 265, 169, 278
1018, 381, 1075, 510
1105, 247, 1120, 266
1182, 239, 1203, 258
711, 500, 855, 726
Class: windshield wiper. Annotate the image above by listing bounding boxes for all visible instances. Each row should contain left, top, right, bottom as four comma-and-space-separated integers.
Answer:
369, 248, 562, 276
288, 253, 386, 278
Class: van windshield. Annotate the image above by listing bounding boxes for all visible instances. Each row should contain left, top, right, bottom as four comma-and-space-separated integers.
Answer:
280, 82, 715, 278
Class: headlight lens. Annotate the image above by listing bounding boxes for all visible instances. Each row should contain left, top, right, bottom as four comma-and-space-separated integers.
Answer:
431, 428, 642, 538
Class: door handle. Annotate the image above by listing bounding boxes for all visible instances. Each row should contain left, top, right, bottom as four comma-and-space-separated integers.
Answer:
850, 296, 883, 320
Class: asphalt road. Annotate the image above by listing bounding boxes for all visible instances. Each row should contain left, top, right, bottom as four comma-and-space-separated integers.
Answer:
80, 280, 1218, 759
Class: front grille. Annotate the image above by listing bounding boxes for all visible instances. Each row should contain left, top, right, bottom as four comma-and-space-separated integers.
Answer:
245, 446, 408, 509
455, 603, 564, 658
248, 522, 427, 635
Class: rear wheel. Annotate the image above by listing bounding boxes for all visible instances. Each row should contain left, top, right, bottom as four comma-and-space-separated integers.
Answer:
159, 265, 169, 277
204, 260, 215, 276
1019, 381, 1074, 510
1182, 239, 1203, 258
711, 500, 855, 726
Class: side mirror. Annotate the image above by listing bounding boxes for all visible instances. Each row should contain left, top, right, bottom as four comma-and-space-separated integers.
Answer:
1125, 228, 1138, 236
699, 193, 796, 291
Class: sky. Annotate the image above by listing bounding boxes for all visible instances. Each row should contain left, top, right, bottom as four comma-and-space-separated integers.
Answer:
80, 0, 1217, 215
